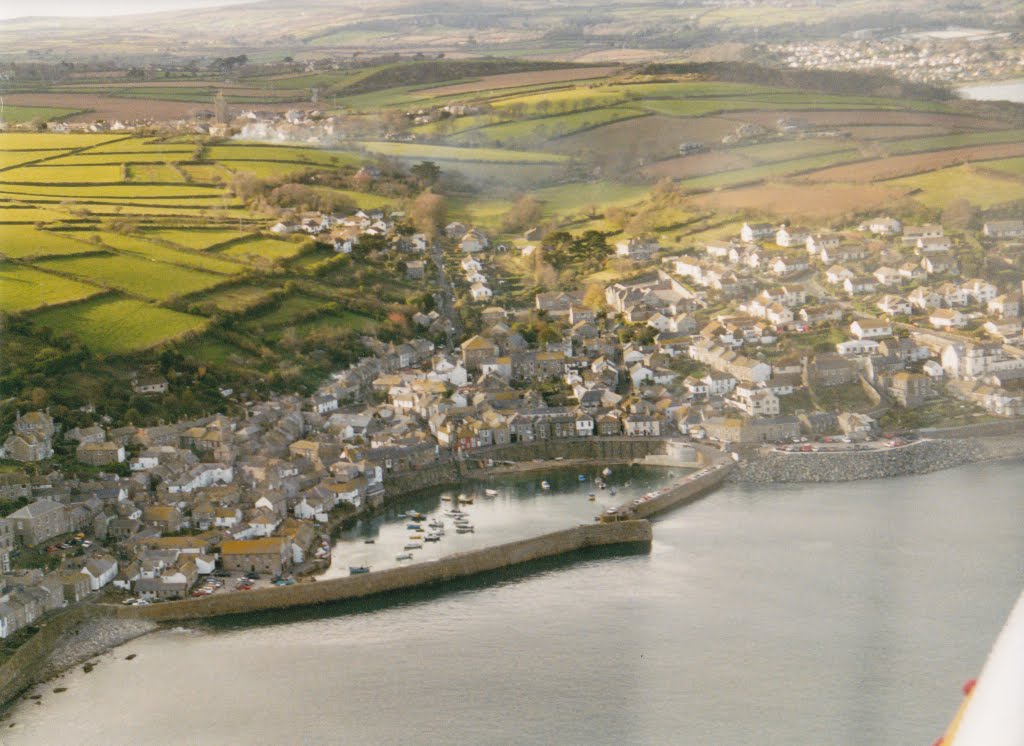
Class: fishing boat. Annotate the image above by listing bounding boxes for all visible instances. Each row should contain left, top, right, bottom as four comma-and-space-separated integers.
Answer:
363, 539, 375, 544
456, 526, 475, 534
540, 480, 551, 490
440, 495, 451, 502
462, 495, 475, 504
588, 493, 596, 501
404, 542, 422, 550
395, 553, 413, 561
428, 520, 444, 529
406, 523, 421, 530
595, 478, 604, 489
409, 533, 423, 540
484, 488, 498, 497
602, 467, 612, 477
424, 534, 441, 542
578, 474, 587, 482
349, 566, 370, 575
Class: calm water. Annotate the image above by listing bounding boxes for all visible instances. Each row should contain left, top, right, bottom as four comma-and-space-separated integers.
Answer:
958, 78, 1024, 103
6, 461, 1024, 745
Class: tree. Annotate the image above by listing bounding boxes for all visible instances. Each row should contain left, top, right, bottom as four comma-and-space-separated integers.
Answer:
501, 195, 543, 233
582, 283, 606, 311
409, 191, 447, 237
411, 161, 442, 187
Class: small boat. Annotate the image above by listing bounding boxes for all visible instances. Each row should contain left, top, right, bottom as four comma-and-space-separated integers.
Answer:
578, 474, 586, 482
456, 526, 475, 534
349, 566, 370, 575
540, 480, 551, 490
484, 489, 498, 497
610, 487, 617, 496
588, 493, 596, 501
409, 533, 423, 539
441, 495, 451, 502
396, 553, 413, 561
424, 534, 441, 542
429, 520, 444, 529
462, 496, 475, 504
624, 481, 631, 487
595, 478, 604, 489
404, 542, 422, 550
602, 467, 612, 477
406, 523, 421, 530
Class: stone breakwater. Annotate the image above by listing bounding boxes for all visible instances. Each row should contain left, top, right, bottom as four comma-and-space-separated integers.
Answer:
114, 520, 653, 623
36, 616, 157, 682
731, 436, 1024, 484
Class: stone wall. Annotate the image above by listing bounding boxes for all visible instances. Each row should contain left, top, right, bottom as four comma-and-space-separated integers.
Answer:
630, 465, 733, 519
113, 520, 653, 623
0, 605, 112, 712
731, 438, 989, 483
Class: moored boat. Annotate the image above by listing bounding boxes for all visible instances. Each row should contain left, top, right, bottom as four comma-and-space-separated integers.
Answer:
456, 526, 475, 533
349, 566, 370, 575
602, 467, 612, 477
396, 553, 413, 561
540, 480, 551, 490
404, 542, 422, 550
578, 474, 587, 482
484, 488, 498, 497
363, 539, 375, 544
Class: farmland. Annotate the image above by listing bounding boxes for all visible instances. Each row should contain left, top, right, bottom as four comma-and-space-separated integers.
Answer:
2, 57, 1024, 425
30, 297, 208, 354
0, 263, 103, 313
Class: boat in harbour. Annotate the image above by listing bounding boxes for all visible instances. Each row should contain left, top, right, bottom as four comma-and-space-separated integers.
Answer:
610, 487, 617, 496
424, 534, 441, 542
602, 467, 613, 477
404, 542, 423, 550
395, 553, 413, 561
588, 493, 596, 501
440, 495, 451, 502
363, 539, 375, 544
578, 474, 587, 482
540, 480, 551, 490
349, 566, 370, 575
456, 526, 475, 533
484, 488, 498, 497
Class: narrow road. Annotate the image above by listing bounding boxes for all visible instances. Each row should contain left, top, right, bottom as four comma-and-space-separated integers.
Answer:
431, 241, 462, 352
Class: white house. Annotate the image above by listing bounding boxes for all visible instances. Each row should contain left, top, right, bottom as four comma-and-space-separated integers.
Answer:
877, 295, 912, 317
837, 339, 880, 356
741, 222, 774, 243
930, 308, 967, 329
850, 318, 892, 340
825, 265, 854, 284
81, 558, 118, 591
470, 283, 492, 301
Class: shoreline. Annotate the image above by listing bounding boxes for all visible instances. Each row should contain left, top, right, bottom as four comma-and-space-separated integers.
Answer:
3, 433, 1023, 713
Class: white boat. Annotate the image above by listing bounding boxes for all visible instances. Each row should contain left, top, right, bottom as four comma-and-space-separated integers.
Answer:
540, 480, 551, 490
441, 495, 452, 502
455, 526, 474, 534
396, 553, 414, 561
602, 467, 612, 477
484, 488, 498, 497
404, 542, 422, 550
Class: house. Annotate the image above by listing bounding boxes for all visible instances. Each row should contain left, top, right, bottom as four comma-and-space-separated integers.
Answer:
825, 265, 854, 285
470, 282, 493, 302
768, 255, 808, 275
929, 308, 967, 329
983, 220, 1024, 238
843, 275, 876, 295
873, 266, 902, 287
961, 279, 998, 305
775, 225, 810, 248
728, 385, 780, 417
405, 260, 425, 280
459, 229, 489, 253
461, 335, 499, 372
902, 224, 944, 246
861, 216, 902, 235
922, 253, 957, 275
988, 294, 1021, 319
850, 318, 892, 340
141, 505, 184, 533
806, 232, 841, 255
884, 372, 933, 408
7, 499, 69, 546
741, 222, 775, 242
837, 339, 880, 356
76, 441, 126, 466
837, 412, 878, 440
220, 537, 290, 575
877, 295, 912, 317
132, 376, 169, 395
615, 236, 660, 259
81, 557, 118, 591
623, 413, 661, 437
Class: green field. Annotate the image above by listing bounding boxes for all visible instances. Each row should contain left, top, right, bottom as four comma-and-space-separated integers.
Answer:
0, 225, 102, 259
147, 228, 254, 249
218, 236, 310, 264
200, 284, 279, 311
0, 263, 103, 313
357, 141, 568, 163
127, 164, 186, 182
888, 165, 1024, 209
449, 108, 646, 147
242, 294, 325, 328
0, 150, 70, 169
982, 157, 1024, 178
205, 144, 361, 168
95, 232, 248, 274
0, 133, 121, 150
31, 296, 208, 354
39, 252, 230, 300
885, 129, 1024, 155
0, 163, 125, 184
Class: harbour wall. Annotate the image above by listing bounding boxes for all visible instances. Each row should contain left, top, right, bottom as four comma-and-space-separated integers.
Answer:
382, 437, 671, 499
0, 605, 112, 712
602, 463, 734, 521
730, 438, 996, 483
111, 520, 653, 623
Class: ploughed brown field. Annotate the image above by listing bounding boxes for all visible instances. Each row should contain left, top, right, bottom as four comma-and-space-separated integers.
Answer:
639, 151, 754, 180
689, 182, 913, 221
548, 114, 737, 158
416, 66, 622, 96
3, 93, 296, 123
800, 142, 1024, 183
721, 109, 1006, 131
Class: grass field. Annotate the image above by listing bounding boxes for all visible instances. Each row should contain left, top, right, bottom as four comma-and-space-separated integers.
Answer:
0, 262, 102, 313
127, 164, 186, 182
242, 294, 325, 328
205, 144, 362, 168
0, 225, 102, 259
201, 284, 279, 312
95, 232, 248, 274
0, 150, 71, 169
0, 133, 121, 150
217, 236, 310, 264
530, 181, 649, 218
448, 108, 646, 147
146, 228, 254, 249
888, 165, 1024, 209
356, 141, 568, 163
0, 183, 224, 198
30, 296, 208, 354
0, 105, 81, 124
803, 142, 1024, 183
981, 157, 1024, 179
39, 252, 230, 301
0, 164, 125, 183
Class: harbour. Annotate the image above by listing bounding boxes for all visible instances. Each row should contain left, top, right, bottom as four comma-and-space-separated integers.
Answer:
5, 460, 1023, 745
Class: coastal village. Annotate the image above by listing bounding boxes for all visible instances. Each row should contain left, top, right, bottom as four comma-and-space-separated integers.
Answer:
2, 198, 1024, 641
